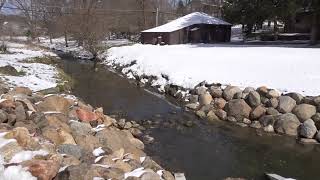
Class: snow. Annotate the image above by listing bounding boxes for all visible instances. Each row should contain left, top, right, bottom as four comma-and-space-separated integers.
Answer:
124, 167, 146, 179
142, 12, 231, 33
0, 42, 58, 91
107, 44, 320, 96
9, 150, 48, 164
92, 147, 105, 157
0, 165, 37, 180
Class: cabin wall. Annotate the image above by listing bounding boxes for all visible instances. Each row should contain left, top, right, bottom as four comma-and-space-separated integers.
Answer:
141, 24, 231, 45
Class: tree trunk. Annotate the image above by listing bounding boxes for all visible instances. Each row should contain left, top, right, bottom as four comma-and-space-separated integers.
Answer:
310, 12, 318, 45
273, 20, 278, 41
64, 31, 68, 47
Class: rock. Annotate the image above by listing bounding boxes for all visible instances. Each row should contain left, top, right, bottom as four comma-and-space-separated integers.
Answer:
174, 173, 186, 180
243, 118, 251, 124
76, 108, 98, 122
207, 110, 219, 122
246, 91, 261, 107
316, 132, 320, 142
209, 86, 223, 98
14, 103, 26, 122
196, 110, 206, 119
286, 93, 304, 104
312, 113, 320, 129
314, 96, 320, 106
58, 144, 83, 159
259, 115, 276, 127
301, 96, 315, 105
250, 121, 262, 129
263, 125, 274, 133
223, 86, 241, 101
215, 109, 227, 120
4, 127, 37, 148
213, 98, 227, 109
236, 122, 248, 127
196, 86, 207, 95
278, 96, 296, 113
163, 171, 175, 180
184, 120, 194, 127
250, 105, 266, 120
292, 104, 316, 122
95, 128, 145, 156
256, 86, 268, 96
141, 171, 161, 180
143, 135, 155, 144
14, 121, 37, 134
274, 113, 300, 136
0, 99, 15, 109
299, 119, 317, 138
0, 83, 9, 94
199, 93, 213, 106
185, 103, 199, 110
199, 105, 214, 113
225, 99, 251, 121
124, 122, 133, 129
36, 95, 72, 114
22, 159, 60, 180
234, 92, 243, 99
142, 157, 162, 171
243, 87, 255, 94
0, 109, 8, 123
226, 116, 237, 122
70, 121, 92, 137
266, 89, 280, 98
299, 138, 319, 145
266, 98, 279, 108
266, 107, 280, 116
11, 87, 33, 96
130, 128, 143, 138
73, 135, 101, 153
188, 95, 199, 103
7, 114, 16, 126
118, 119, 126, 128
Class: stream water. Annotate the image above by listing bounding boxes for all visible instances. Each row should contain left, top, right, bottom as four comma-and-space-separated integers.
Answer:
60, 55, 320, 180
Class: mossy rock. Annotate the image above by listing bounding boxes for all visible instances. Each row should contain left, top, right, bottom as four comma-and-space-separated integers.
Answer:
0, 65, 26, 76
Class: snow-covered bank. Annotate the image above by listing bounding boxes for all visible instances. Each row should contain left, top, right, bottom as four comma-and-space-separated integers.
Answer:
38, 37, 133, 59
0, 42, 58, 91
107, 44, 320, 96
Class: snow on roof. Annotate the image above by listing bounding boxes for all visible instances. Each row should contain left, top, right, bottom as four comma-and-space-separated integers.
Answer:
142, 12, 231, 33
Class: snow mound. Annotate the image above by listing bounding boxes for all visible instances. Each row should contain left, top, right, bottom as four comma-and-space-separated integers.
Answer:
142, 12, 231, 33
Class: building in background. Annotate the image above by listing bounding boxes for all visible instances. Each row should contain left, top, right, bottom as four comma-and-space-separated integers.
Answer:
141, 12, 231, 45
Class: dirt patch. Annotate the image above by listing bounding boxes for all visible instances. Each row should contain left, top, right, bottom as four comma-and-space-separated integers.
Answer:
0, 65, 26, 76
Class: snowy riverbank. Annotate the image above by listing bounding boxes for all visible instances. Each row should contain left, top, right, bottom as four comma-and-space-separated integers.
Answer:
107, 43, 320, 96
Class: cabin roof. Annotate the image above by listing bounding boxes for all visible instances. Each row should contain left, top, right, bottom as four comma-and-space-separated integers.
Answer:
142, 12, 231, 33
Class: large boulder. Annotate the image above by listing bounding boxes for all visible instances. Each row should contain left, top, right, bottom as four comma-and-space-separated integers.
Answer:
286, 93, 304, 104
209, 86, 223, 98
36, 95, 72, 114
292, 104, 316, 122
278, 96, 296, 113
259, 115, 276, 127
274, 113, 300, 136
250, 105, 266, 120
58, 144, 84, 160
225, 99, 252, 121
266, 89, 280, 98
312, 113, 320, 129
213, 98, 227, 109
246, 91, 261, 108
316, 132, 320, 142
299, 119, 317, 139
199, 93, 213, 106
223, 86, 241, 101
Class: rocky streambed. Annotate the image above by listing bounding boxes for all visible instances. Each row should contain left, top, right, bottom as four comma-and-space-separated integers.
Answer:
0, 84, 176, 180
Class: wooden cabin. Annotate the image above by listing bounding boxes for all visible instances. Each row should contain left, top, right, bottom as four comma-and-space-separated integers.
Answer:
141, 12, 232, 45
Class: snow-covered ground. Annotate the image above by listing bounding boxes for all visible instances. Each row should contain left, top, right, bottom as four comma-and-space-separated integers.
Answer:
38, 37, 133, 59
107, 44, 320, 96
0, 42, 58, 91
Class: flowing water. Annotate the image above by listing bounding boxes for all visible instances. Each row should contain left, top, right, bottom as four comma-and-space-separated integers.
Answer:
60, 55, 320, 180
